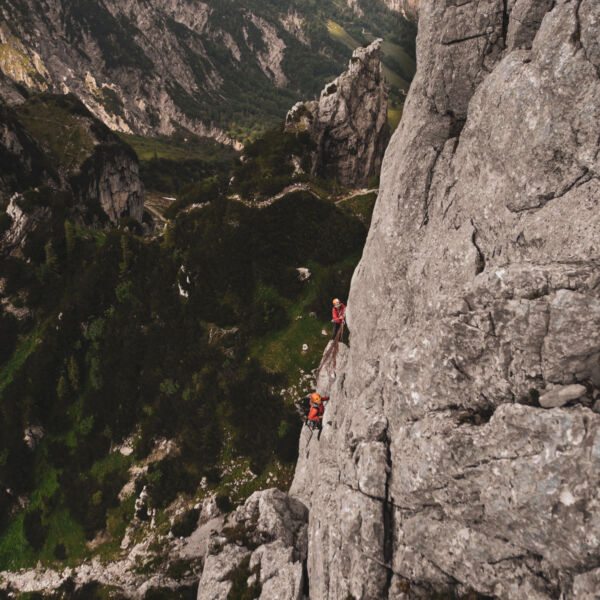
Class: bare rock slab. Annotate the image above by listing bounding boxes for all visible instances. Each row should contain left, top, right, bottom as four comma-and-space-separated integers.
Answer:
539, 384, 587, 408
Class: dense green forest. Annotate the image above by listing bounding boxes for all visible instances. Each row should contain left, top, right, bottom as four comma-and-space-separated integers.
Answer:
0, 111, 371, 572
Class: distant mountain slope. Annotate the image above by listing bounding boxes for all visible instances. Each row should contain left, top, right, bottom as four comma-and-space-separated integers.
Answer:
0, 0, 416, 144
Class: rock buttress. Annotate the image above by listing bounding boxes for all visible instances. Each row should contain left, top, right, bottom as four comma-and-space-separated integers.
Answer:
291, 1, 600, 599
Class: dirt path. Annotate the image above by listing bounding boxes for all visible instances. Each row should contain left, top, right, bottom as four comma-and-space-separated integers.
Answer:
335, 187, 378, 204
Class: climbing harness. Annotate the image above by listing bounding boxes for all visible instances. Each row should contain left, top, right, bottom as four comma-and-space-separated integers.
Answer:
304, 417, 323, 454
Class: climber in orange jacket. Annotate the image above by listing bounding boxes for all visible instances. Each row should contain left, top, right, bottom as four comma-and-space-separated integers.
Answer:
331, 298, 346, 339
306, 392, 329, 440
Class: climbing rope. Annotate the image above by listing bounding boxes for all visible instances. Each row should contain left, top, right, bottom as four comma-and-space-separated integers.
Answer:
315, 321, 344, 380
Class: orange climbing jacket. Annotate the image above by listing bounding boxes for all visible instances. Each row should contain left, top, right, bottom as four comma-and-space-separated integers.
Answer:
307, 393, 329, 422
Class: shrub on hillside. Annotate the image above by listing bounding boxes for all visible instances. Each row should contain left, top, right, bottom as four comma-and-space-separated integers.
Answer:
145, 458, 196, 509
232, 127, 314, 201
0, 313, 20, 365
248, 295, 289, 336
171, 508, 200, 538
24, 508, 47, 551
0, 210, 11, 236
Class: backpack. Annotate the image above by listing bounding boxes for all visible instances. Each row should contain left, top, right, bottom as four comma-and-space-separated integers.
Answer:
299, 395, 312, 417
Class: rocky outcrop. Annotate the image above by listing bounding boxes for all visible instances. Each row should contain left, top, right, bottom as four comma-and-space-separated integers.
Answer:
346, 0, 364, 18
285, 40, 389, 187
383, 0, 419, 22
197, 489, 308, 600
290, 1, 600, 599
0, 95, 144, 233
1, 194, 51, 250
71, 143, 144, 224
0, 102, 55, 200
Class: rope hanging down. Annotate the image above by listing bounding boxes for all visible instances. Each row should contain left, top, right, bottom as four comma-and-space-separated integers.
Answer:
315, 321, 344, 379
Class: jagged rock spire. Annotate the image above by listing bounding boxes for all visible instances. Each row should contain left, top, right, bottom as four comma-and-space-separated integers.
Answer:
285, 39, 389, 188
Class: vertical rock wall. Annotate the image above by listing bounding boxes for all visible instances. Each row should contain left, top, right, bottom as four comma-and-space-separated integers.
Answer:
285, 40, 389, 188
383, 0, 420, 23
291, 1, 600, 598
72, 143, 144, 225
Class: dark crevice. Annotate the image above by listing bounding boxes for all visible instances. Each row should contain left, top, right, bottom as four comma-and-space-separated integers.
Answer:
302, 557, 310, 597
450, 357, 473, 381
571, 0, 583, 47
343, 482, 386, 503
501, 0, 510, 49
471, 218, 486, 274
447, 113, 466, 138
382, 431, 394, 600
456, 405, 495, 426
420, 146, 444, 228
442, 31, 488, 46
487, 311, 497, 337
537, 168, 593, 202
508, 169, 595, 213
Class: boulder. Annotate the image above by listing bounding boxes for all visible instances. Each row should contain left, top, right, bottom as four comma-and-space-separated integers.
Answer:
197, 545, 250, 600
196, 489, 308, 600
539, 384, 587, 409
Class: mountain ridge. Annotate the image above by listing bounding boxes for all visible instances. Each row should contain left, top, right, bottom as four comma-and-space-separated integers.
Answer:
0, 0, 416, 145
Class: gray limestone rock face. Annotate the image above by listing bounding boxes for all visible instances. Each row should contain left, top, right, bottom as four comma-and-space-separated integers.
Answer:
285, 40, 389, 188
383, 0, 420, 23
291, 0, 600, 598
197, 489, 308, 600
2, 194, 51, 251
0, 0, 372, 147
0, 97, 144, 240
198, 544, 250, 600
72, 143, 144, 225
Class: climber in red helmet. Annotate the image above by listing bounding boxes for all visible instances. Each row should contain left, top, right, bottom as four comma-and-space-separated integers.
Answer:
331, 298, 346, 340
306, 392, 329, 440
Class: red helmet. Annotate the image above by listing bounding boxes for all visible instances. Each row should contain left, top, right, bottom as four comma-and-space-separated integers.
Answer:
310, 392, 322, 404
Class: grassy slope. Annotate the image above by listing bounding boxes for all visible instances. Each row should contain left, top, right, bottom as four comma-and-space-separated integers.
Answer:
0, 326, 40, 394
250, 264, 331, 382
0, 199, 370, 574
118, 134, 233, 163
14, 97, 95, 170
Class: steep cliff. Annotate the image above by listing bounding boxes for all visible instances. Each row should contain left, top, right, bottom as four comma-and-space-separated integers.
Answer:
1, 94, 144, 242
383, 0, 419, 23
285, 40, 389, 188
289, 1, 600, 599
0, 101, 55, 200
